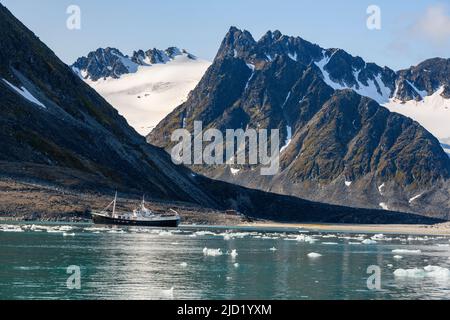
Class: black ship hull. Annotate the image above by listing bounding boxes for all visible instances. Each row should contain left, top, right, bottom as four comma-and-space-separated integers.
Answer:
92, 213, 180, 227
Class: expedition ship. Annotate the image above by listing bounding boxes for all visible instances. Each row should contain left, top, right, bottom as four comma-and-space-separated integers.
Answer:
91, 193, 180, 227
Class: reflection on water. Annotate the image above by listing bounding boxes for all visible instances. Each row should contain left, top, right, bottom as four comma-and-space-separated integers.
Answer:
1, 223, 450, 300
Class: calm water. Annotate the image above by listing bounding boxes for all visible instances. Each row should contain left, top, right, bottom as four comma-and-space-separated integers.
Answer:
1, 222, 450, 300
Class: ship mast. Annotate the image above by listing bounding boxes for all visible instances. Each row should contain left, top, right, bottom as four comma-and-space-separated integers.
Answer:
113, 191, 117, 216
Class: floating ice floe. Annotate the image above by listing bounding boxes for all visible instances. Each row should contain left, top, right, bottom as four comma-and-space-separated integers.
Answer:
307, 252, 322, 258
392, 249, 421, 254
84, 227, 111, 232
230, 250, 238, 258
371, 234, 393, 241
158, 230, 173, 236
320, 234, 337, 239
234, 263, 240, 268
407, 236, 430, 241
394, 266, 450, 279
107, 229, 125, 234
269, 247, 278, 251
203, 248, 223, 257
339, 235, 365, 241
194, 231, 216, 236
63, 232, 75, 237
180, 262, 188, 268
361, 239, 377, 245
218, 232, 250, 240
322, 242, 339, 245
393, 255, 403, 260
161, 287, 174, 299
288, 234, 317, 243
0, 225, 24, 232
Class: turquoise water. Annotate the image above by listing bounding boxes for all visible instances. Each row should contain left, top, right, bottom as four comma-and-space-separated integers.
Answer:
1, 222, 450, 300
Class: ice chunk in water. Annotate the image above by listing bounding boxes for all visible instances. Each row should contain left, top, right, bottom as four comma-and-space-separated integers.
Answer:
203, 248, 223, 256
393, 255, 403, 260
230, 250, 238, 258
394, 266, 450, 279
361, 239, 377, 245
392, 249, 421, 254
307, 252, 322, 258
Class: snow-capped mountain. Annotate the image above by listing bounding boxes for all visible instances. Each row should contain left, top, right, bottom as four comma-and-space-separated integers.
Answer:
149, 27, 450, 218
72, 47, 210, 135
309, 53, 450, 153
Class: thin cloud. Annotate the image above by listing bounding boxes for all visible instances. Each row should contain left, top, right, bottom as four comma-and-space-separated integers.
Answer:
410, 4, 450, 46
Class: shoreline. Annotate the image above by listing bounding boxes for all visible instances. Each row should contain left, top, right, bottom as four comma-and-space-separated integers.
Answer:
2, 218, 450, 236
239, 221, 450, 236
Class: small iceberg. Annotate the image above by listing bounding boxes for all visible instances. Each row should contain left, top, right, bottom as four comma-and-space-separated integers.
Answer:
230, 250, 238, 258
203, 248, 223, 257
361, 239, 377, 245
307, 252, 322, 258
194, 231, 216, 236
269, 247, 278, 251
63, 232, 75, 237
180, 262, 188, 268
393, 255, 403, 260
291, 234, 317, 243
394, 266, 450, 279
392, 249, 421, 254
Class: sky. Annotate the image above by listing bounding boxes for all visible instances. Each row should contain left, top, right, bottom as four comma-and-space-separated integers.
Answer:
1, 0, 450, 70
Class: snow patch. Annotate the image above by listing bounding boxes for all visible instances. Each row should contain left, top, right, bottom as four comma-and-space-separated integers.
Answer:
280, 126, 292, 153
379, 202, 389, 210
2, 79, 46, 109
378, 183, 385, 195
384, 86, 450, 148
314, 53, 391, 104
288, 52, 298, 62
409, 194, 423, 204
230, 168, 241, 176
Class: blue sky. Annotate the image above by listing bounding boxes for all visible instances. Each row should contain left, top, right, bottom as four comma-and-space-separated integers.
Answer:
2, 0, 450, 70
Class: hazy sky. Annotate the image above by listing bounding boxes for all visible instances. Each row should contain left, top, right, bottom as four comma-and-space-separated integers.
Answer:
2, 0, 450, 70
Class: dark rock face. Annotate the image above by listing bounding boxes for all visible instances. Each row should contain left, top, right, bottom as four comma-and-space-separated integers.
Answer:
72, 46, 195, 81
148, 27, 450, 218
72, 47, 135, 81
396, 58, 450, 98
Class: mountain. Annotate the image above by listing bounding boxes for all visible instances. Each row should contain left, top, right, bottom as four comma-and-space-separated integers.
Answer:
72, 47, 210, 135
385, 58, 450, 151
2, 3, 437, 224
148, 27, 450, 219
